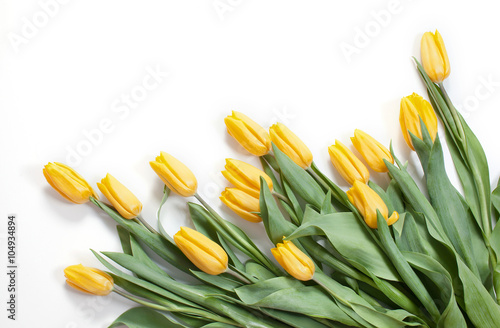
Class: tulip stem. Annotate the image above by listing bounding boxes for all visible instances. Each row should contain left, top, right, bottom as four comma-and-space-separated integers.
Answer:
194, 193, 282, 276
271, 191, 292, 207
438, 82, 466, 143
136, 215, 158, 235
226, 268, 252, 284
113, 288, 240, 326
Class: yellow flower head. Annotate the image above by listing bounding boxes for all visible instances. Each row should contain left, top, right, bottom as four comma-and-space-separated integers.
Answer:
174, 227, 228, 275
328, 140, 369, 185
220, 188, 261, 223
64, 264, 114, 296
97, 174, 142, 219
400, 93, 438, 150
351, 130, 393, 173
421, 30, 450, 83
43, 162, 98, 204
269, 123, 313, 169
272, 239, 315, 281
222, 158, 273, 198
224, 111, 271, 156
347, 181, 399, 229
150, 152, 197, 197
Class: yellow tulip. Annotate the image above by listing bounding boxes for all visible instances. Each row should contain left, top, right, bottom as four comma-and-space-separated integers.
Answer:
328, 140, 369, 185
224, 111, 271, 156
43, 162, 98, 204
271, 239, 315, 281
150, 152, 197, 197
347, 181, 399, 229
400, 93, 438, 150
222, 159, 273, 198
421, 30, 450, 83
174, 227, 228, 275
97, 174, 142, 219
220, 188, 261, 223
269, 123, 313, 169
64, 264, 114, 296
351, 130, 393, 173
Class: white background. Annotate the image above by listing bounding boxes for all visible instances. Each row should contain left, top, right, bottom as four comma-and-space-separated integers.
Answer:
2, 0, 500, 327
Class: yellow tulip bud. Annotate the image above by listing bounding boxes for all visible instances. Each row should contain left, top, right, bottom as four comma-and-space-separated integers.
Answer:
150, 152, 197, 197
220, 188, 261, 223
400, 93, 438, 151
351, 130, 393, 173
271, 240, 315, 281
224, 111, 271, 156
43, 162, 98, 204
347, 181, 399, 229
64, 264, 114, 296
222, 159, 273, 198
174, 227, 228, 275
97, 174, 142, 219
421, 30, 450, 83
269, 123, 313, 169
328, 140, 369, 185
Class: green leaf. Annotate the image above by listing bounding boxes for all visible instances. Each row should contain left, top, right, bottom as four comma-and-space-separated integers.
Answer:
117, 225, 133, 256
190, 270, 243, 292
457, 258, 500, 328
282, 175, 304, 223
259, 176, 297, 244
287, 212, 400, 282
377, 212, 440, 323
368, 181, 394, 214
403, 252, 467, 328
91, 198, 195, 273
235, 277, 358, 326
386, 179, 405, 214
423, 135, 480, 276
109, 307, 187, 328
272, 143, 325, 209
314, 272, 424, 328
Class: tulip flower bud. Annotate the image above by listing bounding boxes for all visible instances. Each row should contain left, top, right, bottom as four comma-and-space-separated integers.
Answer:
347, 181, 399, 229
421, 30, 450, 83
174, 227, 228, 275
43, 162, 98, 204
400, 93, 438, 151
328, 140, 369, 185
64, 264, 114, 296
224, 111, 271, 156
222, 159, 273, 198
150, 152, 197, 197
220, 188, 261, 222
271, 240, 315, 281
97, 174, 142, 219
351, 130, 393, 173
269, 123, 313, 169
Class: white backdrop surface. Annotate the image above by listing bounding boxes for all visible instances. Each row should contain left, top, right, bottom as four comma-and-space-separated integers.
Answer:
2, 0, 500, 327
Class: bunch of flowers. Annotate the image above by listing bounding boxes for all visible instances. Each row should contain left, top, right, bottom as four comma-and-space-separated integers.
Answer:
45, 30, 500, 327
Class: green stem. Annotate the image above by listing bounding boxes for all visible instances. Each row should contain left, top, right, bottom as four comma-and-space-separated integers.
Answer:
113, 289, 241, 326
136, 215, 158, 235
194, 193, 281, 276
438, 82, 466, 144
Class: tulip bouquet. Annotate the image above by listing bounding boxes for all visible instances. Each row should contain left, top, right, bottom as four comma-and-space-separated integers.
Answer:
45, 30, 500, 328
